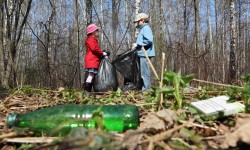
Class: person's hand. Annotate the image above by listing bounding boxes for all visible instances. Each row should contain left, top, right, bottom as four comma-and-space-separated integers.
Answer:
132, 43, 137, 50
103, 51, 111, 56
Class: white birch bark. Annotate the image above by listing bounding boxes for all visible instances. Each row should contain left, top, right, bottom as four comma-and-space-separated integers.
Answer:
229, 0, 236, 82
135, 0, 140, 38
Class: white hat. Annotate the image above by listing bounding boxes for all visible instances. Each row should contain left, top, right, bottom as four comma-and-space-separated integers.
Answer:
134, 13, 149, 23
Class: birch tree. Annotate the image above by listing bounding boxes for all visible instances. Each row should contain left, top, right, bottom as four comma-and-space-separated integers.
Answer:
86, 0, 92, 25
135, 0, 140, 37
229, 0, 236, 83
0, 1, 4, 85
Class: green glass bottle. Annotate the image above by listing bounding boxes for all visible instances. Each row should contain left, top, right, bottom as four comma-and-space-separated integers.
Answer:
7, 105, 139, 136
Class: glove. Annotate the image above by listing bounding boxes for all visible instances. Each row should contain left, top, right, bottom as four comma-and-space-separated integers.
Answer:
132, 43, 137, 51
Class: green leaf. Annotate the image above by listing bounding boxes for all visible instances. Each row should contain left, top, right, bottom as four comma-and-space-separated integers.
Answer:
160, 86, 174, 93
165, 72, 177, 81
92, 107, 106, 131
181, 74, 195, 85
179, 128, 203, 148
179, 128, 196, 138
188, 106, 198, 115
169, 138, 192, 150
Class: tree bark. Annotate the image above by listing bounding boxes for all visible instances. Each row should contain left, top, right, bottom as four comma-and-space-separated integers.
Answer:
0, 1, 4, 86
2, 0, 32, 88
135, 0, 140, 37
86, 0, 92, 25
112, 0, 118, 55
229, 0, 236, 83
193, 0, 200, 77
75, 0, 81, 88
194, 0, 200, 53
206, 0, 214, 81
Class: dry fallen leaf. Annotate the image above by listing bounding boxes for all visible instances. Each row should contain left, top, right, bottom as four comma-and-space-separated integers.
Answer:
220, 114, 250, 149
123, 129, 144, 150
156, 109, 178, 127
58, 87, 65, 92
140, 114, 165, 130
235, 114, 250, 128
140, 109, 178, 130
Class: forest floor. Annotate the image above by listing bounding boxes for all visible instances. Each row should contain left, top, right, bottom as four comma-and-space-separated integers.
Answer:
0, 85, 250, 150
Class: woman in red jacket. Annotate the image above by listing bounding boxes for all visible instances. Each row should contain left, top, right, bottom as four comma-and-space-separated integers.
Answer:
84, 24, 110, 93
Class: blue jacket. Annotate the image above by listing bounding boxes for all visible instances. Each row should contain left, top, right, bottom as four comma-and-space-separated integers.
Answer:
136, 23, 155, 57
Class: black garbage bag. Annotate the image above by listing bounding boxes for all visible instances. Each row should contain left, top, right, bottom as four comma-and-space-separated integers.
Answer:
112, 50, 142, 91
93, 58, 118, 92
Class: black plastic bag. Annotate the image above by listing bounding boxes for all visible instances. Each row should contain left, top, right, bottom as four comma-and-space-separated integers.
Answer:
112, 50, 142, 91
93, 58, 118, 92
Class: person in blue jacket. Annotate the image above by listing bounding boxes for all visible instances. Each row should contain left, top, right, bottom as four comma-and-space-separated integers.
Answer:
132, 13, 155, 91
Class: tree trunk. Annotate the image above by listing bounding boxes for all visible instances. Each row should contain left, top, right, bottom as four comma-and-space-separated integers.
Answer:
2, 0, 32, 88
193, 0, 200, 77
135, 0, 140, 37
229, 0, 236, 83
75, 0, 81, 88
183, 0, 187, 74
206, 0, 214, 81
0, 1, 4, 86
237, 0, 242, 77
112, 0, 118, 55
100, 0, 104, 44
222, 1, 226, 83
194, 0, 200, 53
86, 0, 92, 25
124, 0, 130, 47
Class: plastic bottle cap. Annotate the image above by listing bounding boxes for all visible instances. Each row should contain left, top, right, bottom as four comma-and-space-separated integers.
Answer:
7, 114, 18, 128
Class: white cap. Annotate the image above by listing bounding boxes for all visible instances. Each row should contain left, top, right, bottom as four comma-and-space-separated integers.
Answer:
134, 13, 149, 23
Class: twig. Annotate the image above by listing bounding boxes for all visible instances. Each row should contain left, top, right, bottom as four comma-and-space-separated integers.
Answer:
141, 47, 159, 79
183, 91, 228, 96
144, 135, 154, 150
135, 103, 157, 106
192, 79, 243, 89
127, 91, 137, 102
201, 135, 225, 140
0, 132, 17, 139
155, 141, 173, 150
141, 118, 196, 144
179, 120, 222, 132
5, 137, 59, 143
1, 91, 19, 104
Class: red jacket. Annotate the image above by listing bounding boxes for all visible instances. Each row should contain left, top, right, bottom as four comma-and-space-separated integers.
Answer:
85, 36, 104, 69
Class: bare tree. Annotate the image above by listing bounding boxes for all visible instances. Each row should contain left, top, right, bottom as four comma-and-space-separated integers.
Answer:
229, 0, 236, 83
86, 0, 92, 25
1, 0, 32, 88
0, 1, 4, 86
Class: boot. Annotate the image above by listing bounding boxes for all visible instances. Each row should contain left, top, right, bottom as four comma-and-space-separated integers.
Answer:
84, 82, 92, 93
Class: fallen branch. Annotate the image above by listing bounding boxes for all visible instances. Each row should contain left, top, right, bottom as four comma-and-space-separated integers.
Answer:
141, 118, 196, 144
192, 79, 243, 89
201, 135, 225, 140
5, 137, 59, 143
0, 132, 17, 139
183, 91, 228, 96
178, 120, 222, 132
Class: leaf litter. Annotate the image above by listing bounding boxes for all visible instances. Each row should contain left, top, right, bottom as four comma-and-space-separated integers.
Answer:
0, 86, 250, 149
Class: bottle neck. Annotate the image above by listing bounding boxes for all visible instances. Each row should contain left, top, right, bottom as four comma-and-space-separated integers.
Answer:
7, 114, 19, 128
